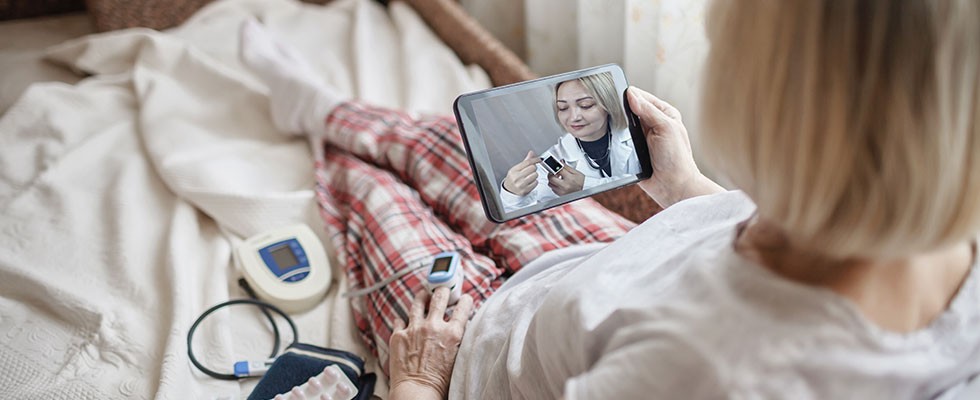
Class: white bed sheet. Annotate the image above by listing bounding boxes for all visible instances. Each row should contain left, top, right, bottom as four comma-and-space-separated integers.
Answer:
0, 0, 490, 398
0, 13, 92, 116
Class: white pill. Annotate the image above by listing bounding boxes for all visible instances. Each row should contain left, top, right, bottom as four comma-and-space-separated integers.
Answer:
336, 383, 352, 396
324, 367, 340, 379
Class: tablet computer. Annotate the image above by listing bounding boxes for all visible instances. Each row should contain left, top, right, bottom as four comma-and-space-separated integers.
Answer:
453, 64, 653, 222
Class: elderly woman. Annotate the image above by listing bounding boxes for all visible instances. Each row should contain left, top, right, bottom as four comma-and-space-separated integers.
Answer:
500, 72, 641, 211
239, 0, 980, 398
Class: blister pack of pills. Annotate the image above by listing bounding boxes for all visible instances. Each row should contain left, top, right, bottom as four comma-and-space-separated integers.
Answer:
269, 365, 358, 400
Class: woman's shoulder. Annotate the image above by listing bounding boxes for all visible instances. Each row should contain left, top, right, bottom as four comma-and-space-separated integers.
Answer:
630, 190, 757, 234
557, 189, 980, 397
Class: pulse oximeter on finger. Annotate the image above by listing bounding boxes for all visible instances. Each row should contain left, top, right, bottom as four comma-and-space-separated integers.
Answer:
424, 251, 462, 305
540, 153, 564, 175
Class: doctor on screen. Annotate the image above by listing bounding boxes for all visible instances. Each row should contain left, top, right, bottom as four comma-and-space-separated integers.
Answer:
499, 72, 641, 212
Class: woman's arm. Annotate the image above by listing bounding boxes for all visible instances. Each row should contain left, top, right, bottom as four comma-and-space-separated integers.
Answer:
389, 382, 444, 400
388, 287, 475, 400
627, 87, 725, 208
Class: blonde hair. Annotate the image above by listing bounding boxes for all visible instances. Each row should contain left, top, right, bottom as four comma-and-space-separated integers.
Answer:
701, 0, 980, 259
554, 72, 628, 132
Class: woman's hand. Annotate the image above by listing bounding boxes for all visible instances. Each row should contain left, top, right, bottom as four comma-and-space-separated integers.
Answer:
547, 161, 586, 196
503, 151, 540, 196
627, 87, 724, 208
388, 287, 475, 400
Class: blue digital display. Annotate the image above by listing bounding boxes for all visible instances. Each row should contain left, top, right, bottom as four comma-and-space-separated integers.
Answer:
258, 238, 311, 282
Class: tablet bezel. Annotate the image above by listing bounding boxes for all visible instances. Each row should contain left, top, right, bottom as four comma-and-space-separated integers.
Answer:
453, 64, 652, 222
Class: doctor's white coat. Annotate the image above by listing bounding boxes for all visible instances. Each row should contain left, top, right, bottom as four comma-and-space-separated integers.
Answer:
499, 129, 641, 212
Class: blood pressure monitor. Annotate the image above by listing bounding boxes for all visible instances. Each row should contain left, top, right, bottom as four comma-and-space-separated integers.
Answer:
424, 251, 462, 305
236, 224, 331, 313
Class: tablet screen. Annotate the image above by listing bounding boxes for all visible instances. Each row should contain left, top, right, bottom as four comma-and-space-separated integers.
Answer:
454, 64, 651, 222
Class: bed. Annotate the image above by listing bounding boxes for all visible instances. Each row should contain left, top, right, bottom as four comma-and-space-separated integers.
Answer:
0, 0, 655, 398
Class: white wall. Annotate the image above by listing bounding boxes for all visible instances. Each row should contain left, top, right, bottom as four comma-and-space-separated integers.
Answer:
472, 85, 564, 185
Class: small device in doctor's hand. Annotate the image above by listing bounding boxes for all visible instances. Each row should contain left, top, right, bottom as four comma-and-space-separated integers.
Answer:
424, 251, 462, 305
540, 152, 565, 175
236, 224, 331, 314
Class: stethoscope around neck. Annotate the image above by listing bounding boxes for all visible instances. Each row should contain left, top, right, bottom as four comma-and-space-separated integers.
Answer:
573, 115, 613, 178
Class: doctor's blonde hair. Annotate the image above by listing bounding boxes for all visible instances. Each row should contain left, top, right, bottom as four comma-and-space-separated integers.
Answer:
554, 72, 628, 132
701, 0, 980, 259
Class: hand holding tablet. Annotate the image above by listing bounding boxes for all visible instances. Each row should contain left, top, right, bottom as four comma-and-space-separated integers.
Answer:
454, 64, 653, 222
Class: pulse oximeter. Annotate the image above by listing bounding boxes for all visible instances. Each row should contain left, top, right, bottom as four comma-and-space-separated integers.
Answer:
424, 251, 462, 305
540, 153, 564, 175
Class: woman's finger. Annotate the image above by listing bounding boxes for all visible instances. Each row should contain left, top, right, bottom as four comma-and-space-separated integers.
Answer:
630, 86, 681, 120
552, 179, 570, 192
555, 163, 570, 179
629, 86, 670, 111
519, 172, 538, 187
628, 87, 672, 129
427, 287, 451, 322
519, 151, 539, 168
558, 162, 581, 179
507, 165, 526, 178
450, 294, 474, 330
517, 164, 537, 177
651, 97, 682, 121
547, 174, 561, 186
409, 289, 430, 324
393, 318, 406, 333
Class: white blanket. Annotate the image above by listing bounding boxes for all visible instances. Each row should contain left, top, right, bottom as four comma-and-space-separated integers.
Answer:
0, 0, 489, 398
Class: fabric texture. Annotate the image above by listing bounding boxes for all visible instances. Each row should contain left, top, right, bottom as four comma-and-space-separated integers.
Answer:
0, 14, 91, 116
248, 344, 375, 400
238, 19, 344, 135
84, 0, 332, 31
451, 190, 980, 399
311, 102, 636, 374
0, 0, 491, 397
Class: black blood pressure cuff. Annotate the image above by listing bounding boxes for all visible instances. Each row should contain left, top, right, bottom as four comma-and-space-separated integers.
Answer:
247, 343, 376, 400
